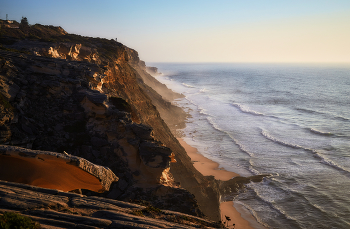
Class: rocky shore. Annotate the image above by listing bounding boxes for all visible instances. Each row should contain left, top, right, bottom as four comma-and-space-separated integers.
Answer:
0, 19, 265, 228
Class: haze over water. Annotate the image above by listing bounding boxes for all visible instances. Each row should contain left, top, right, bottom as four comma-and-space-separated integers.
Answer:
152, 63, 350, 229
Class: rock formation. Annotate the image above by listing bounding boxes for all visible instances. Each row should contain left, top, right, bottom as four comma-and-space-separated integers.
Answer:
0, 180, 222, 228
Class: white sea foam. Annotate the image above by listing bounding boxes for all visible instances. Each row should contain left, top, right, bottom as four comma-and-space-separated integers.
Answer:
308, 128, 333, 136
205, 116, 254, 157
199, 88, 208, 93
234, 140, 254, 157
261, 129, 350, 174
313, 152, 350, 174
248, 161, 261, 175
244, 186, 300, 226
182, 83, 195, 88
296, 107, 350, 122
260, 129, 303, 149
233, 201, 270, 229
231, 103, 265, 116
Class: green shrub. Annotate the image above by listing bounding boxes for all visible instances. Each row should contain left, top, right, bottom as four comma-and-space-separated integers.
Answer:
143, 205, 161, 214
130, 205, 161, 218
131, 210, 144, 217
0, 212, 41, 229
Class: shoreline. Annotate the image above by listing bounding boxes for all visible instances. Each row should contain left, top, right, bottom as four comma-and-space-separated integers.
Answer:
177, 138, 239, 180
178, 138, 265, 229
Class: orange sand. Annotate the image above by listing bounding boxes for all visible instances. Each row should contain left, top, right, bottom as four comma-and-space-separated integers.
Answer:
0, 155, 103, 192
220, 202, 257, 229
178, 138, 264, 229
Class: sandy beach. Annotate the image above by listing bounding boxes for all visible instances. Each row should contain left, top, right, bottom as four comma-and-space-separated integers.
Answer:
177, 138, 239, 180
178, 138, 264, 229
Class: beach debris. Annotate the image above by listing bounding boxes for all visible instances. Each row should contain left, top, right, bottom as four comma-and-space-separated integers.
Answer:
225, 215, 231, 227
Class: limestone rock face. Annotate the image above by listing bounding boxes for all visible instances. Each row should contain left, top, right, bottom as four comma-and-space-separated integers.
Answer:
0, 49, 188, 209
30, 42, 99, 62
0, 48, 177, 188
0, 145, 118, 192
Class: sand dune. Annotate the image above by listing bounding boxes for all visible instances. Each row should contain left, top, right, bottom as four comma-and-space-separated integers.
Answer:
0, 145, 118, 193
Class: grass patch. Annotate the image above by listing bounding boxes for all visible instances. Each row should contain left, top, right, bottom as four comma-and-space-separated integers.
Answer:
131, 205, 162, 218
0, 212, 41, 229
143, 205, 161, 214
131, 210, 144, 217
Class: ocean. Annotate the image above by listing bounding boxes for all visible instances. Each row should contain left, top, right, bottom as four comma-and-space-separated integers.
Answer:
150, 63, 350, 229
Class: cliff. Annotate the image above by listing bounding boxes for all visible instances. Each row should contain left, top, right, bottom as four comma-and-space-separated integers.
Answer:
0, 19, 224, 223
0, 20, 267, 228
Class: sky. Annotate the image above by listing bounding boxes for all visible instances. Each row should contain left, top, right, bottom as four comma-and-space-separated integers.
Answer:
1, 0, 350, 63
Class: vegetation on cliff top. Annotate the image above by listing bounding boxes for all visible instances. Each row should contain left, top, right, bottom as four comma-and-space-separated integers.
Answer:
0, 212, 41, 229
0, 18, 125, 62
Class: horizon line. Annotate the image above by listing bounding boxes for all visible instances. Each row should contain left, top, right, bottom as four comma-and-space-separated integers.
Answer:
146, 61, 350, 65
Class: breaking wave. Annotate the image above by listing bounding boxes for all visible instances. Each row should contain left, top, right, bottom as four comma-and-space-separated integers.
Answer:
200, 88, 208, 93
313, 152, 350, 174
295, 107, 324, 115
307, 128, 333, 136
261, 129, 303, 149
261, 129, 350, 174
205, 116, 254, 157
296, 108, 350, 122
231, 103, 265, 116
182, 83, 195, 88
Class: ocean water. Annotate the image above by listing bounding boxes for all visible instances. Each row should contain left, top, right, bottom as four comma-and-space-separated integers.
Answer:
150, 63, 350, 229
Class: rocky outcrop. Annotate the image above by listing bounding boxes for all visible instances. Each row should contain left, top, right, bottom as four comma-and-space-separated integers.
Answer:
0, 180, 223, 228
0, 145, 118, 192
0, 48, 202, 217
0, 49, 172, 187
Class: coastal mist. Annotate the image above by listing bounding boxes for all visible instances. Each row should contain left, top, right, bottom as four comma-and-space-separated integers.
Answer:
151, 63, 350, 229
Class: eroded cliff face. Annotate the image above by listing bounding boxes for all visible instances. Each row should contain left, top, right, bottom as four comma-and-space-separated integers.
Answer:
0, 22, 222, 220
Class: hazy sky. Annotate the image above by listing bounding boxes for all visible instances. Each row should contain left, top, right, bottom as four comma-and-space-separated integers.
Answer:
2, 0, 350, 63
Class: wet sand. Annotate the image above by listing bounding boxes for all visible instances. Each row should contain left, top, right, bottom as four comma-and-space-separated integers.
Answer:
178, 138, 264, 229
177, 138, 238, 180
